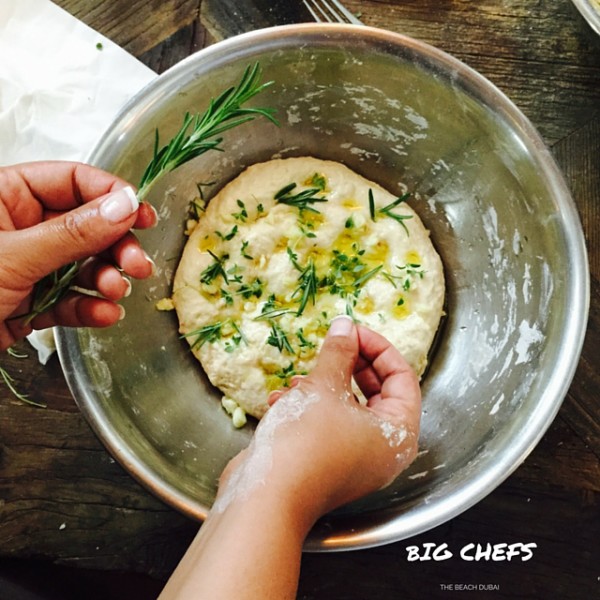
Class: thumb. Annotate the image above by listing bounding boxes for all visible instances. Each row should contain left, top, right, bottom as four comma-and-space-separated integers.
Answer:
9, 186, 139, 283
312, 315, 359, 390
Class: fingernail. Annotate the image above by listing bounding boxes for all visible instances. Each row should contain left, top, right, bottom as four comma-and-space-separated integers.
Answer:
148, 203, 159, 227
145, 253, 157, 276
123, 277, 132, 298
118, 305, 126, 321
328, 315, 354, 337
100, 186, 139, 223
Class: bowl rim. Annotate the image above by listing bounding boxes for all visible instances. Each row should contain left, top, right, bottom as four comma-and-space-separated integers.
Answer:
57, 23, 590, 551
571, 0, 600, 35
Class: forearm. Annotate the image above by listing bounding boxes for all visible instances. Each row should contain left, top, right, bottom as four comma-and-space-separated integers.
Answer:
159, 481, 316, 600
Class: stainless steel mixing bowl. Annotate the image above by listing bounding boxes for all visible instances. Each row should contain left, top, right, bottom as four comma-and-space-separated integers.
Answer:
56, 24, 589, 550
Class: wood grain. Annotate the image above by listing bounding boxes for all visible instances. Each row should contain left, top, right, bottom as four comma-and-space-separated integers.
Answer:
553, 115, 600, 279
54, 0, 202, 56
0, 346, 196, 577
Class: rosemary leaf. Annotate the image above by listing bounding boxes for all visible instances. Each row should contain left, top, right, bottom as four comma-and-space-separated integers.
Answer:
353, 264, 383, 287
254, 307, 295, 321
368, 188, 376, 221
20, 263, 80, 326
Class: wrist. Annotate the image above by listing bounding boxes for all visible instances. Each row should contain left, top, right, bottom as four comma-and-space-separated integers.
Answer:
215, 469, 322, 542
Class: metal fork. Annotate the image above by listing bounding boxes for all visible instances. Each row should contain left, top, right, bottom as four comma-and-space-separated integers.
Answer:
302, 0, 363, 25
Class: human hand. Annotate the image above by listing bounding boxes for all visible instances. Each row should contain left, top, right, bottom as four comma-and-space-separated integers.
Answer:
0, 161, 157, 350
161, 319, 421, 600
216, 315, 421, 524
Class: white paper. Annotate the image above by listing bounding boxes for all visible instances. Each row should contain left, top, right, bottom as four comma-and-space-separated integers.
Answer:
0, 0, 157, 166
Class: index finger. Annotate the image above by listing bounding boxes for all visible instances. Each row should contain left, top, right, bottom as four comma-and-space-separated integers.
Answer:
7, 161, 155, 230
16, 161, 128, 210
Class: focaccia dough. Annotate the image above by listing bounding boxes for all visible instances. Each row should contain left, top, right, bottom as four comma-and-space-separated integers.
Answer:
173, 157, 445, 420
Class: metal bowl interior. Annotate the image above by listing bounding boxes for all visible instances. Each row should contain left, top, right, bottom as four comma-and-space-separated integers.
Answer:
56, 24, 589, 551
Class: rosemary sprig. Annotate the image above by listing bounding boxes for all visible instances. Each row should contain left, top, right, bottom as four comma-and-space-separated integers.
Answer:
1, 349, 46, 408
353, 264, 383, 288
254, 307, 295, 321
275, 183, 328, 213
292, 259, 318, 316
19, 263, 79, 325
23, 63, 277, 324
183, 321, 223, 349
138, 64, 278, 200
378, 193, 413, 235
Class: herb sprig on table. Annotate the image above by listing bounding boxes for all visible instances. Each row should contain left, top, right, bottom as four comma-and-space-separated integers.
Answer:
22, 63, 277, 326
1, 348, 46, 408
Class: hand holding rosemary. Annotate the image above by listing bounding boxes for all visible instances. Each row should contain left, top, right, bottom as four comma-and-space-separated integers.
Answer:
0, 64, 276, 403
0, 164, 155, 401
24, 63, 277, 326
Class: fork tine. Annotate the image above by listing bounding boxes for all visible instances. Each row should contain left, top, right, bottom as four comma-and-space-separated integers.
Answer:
302, 0, 363, 25
303, 0, 329, 23
328, 0, 363, 24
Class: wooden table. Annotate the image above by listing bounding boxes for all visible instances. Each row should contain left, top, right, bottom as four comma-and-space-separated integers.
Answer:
1, 1, 599, 598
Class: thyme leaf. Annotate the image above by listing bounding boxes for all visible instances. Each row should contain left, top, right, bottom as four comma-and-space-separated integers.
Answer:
216, 225, 238, 241
233, 199, 248, 222
274, 362, 306, 387
235, 278, 263, 300
308, 173, 327, 191
296, 328, 315, 350
254, 294, 294, 321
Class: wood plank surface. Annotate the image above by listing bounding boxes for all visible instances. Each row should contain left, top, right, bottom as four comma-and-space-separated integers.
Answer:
54, 0, 202, 56
2, 0, 599, 597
